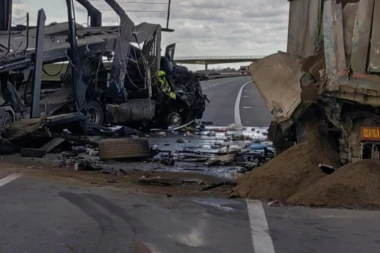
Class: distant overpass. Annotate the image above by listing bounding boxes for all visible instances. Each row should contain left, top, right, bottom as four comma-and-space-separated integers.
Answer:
174, 56, 265, 65
174, 56, 265, 76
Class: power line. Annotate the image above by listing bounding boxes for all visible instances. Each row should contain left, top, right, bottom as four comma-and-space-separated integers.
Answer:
12, 16, 27, 21
89, 0, 168, 4
98, 9, 167, 12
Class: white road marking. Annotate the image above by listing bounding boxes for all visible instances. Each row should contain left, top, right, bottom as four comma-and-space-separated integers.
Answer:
247, 200, 276, 253
243, 106, 253, 109
0, 173, 22, 187
234, 81, 252, 125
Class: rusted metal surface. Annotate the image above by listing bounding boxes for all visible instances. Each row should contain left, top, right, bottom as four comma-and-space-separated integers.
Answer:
334, 3, 347, 74
287, 0, 323, 57
323, 1, 346, 89
368, 1, 380, 72
343, 3, 358, 63
360, 126, 380, 141
351, 0, 374, 73
327, 92, 380, 107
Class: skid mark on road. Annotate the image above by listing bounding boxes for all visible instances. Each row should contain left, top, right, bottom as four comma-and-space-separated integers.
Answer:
247, 200, 275, 253
0, 173, 21, 188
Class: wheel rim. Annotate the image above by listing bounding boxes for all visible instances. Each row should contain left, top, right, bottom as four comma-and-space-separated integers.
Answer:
87, 107, 101, 124
167, 112, 182, 127
3, 117, 10, 127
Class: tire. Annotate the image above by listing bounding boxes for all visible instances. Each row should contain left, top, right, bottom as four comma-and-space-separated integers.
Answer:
167, 112, 183, 127
87, 100, 105, 125
98, 138, 150, 160
0, 110, 12, 128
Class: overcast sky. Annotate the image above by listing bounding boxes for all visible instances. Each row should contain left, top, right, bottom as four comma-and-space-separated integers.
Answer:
12, 0, 289, 70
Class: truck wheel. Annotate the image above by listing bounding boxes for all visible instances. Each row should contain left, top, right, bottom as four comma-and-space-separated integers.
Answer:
98, 138, 150, 160
87, 100, 104, 125
167, 112, 183, 127
0, 110, 12, 128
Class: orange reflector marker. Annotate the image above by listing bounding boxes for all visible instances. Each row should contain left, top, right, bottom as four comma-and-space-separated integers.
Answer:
361, 126, 380, 141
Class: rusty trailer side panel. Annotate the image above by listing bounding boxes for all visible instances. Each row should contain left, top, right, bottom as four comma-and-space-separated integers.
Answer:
368, 1, 380, 72
350, 0, 374, 73
287, 0, 323, 57
287, 0, 360, 58
343, 3, 358, 63
323, 0, 346, 90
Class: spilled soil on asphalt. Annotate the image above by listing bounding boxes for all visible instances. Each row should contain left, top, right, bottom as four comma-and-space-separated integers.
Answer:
231, 134, 341, 201
288, 160, 380, 209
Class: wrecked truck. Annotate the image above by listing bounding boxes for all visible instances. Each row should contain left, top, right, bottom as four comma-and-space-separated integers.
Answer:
249, 0, 380, 164
0, 0, 206, 134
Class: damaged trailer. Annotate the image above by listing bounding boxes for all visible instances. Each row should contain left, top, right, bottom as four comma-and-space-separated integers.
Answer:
249, 0, 380, 164
0, 0, 206, 134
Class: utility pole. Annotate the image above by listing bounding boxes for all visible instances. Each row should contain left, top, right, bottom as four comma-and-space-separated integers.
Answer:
0, 0, 12, 99
166, 0, 171, 29
0, 0, 12, 31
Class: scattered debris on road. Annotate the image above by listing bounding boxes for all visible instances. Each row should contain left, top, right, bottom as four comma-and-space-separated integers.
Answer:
0, 122, 272, 197
138, 176, 205, 186
202, 182, 237, 191
138, 176, 184, 186
319, 164, 335, 175
74, 160, 101, 171
205, 154, 235, 166
98, 138, 150, 160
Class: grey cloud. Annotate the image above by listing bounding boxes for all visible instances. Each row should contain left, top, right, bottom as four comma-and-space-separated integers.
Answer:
14, 0, 289, 61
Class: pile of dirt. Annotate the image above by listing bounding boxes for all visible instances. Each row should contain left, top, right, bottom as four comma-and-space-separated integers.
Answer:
288, 160, 380, 208
231, 135, 340, 201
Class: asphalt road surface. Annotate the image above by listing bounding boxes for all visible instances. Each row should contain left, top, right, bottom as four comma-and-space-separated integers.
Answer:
1, 172, 380, 253
200, 76, 272, 127
0, 77, 379, 252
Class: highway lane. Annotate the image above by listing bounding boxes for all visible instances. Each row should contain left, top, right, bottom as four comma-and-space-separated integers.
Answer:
0, 172, 380, 253
0, 174, 254, 253
200, 76, 272, 127
239, 80, 272, 127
